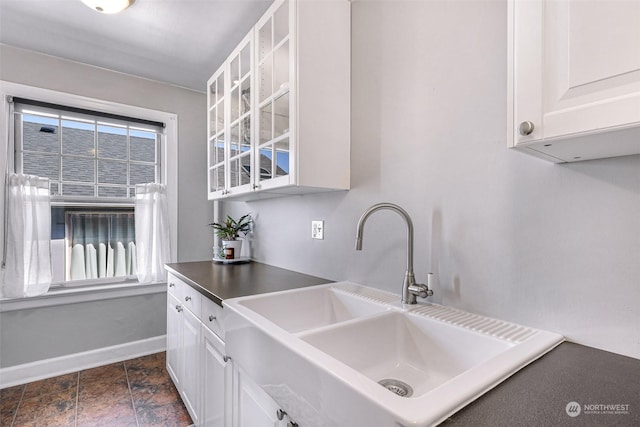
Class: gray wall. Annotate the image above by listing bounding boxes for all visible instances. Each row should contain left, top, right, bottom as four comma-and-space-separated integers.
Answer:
0, 44, 213, 262
0, 45, 211, 368
223, 0, 640, 359
0, 293, 166, 367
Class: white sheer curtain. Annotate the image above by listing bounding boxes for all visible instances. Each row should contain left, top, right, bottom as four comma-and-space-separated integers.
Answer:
1, 174, 52, 297
135, 183, 170, 283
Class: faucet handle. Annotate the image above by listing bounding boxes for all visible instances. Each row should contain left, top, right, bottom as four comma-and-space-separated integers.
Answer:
408, 283, 433, 299
408, 273, 435, 299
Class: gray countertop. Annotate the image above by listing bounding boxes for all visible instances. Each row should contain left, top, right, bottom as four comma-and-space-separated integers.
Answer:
445, 342, 640, 426
165, 261, 640, 426
165, 260, 331, 306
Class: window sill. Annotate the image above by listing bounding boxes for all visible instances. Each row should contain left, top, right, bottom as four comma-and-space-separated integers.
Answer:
0, 281, 166, 312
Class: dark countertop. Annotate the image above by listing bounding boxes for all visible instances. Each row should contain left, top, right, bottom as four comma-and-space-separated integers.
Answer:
165, 261, 331, 306
165, 261, 639, 426
445, 342, 640, 426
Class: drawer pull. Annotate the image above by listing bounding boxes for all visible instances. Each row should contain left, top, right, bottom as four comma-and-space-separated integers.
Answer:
185, 296, 191, 302
277, 409, 287, 421
169, 283, 175, 288
518, 120, 535, 136
223, 355, 230, 363
175, 305, 183, 313
209, 315, 216, 321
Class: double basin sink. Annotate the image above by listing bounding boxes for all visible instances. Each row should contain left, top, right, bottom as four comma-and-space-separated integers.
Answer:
223, 282, 563, 426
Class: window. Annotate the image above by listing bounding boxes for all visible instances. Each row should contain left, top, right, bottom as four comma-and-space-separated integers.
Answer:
12, 97, 164, 284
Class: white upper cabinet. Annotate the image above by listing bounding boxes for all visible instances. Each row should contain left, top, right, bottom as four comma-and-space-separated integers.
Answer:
208, 31, 253, 198
207, 0, 350, 200
508, 0, 640, 162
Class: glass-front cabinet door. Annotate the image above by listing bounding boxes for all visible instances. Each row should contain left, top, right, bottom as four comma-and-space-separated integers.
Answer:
207, 0, 348, 200
227, 32, 254, 195
255, 0, 292, 191
207, 67, 226, 198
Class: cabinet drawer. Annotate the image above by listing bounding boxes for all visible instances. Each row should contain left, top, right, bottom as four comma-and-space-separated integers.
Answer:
167, 274, 181, 298
167, 274, 201, 316
201, 296, 224, 339
181, 283, 202, 317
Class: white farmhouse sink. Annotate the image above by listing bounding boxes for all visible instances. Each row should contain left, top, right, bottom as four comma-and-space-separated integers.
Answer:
300, 311, 513, 399
235, 285, 389, 333
224, 282, 563, 426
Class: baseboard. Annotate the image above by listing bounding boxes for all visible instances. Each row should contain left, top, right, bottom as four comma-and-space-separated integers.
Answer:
0, 335, 166, 389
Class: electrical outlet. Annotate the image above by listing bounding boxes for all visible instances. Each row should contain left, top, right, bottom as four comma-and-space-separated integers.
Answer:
311, 220, 324, 240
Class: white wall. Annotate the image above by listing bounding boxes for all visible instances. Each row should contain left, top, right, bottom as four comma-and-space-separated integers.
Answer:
223, 0, 640, 359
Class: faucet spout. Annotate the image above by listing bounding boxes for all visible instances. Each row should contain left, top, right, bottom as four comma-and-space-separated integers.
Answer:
355, 203, 431, 304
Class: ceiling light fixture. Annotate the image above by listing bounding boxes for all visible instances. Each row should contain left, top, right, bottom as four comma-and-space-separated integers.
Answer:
81, 0, 135, 14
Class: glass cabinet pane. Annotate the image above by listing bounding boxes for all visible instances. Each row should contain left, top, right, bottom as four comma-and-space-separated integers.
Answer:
229, 155, 251, 188
210, 133, 225, 165
240, 43, 251, 78
208, 106, 216, 138
257, 147, 274, 181
274, 92, 289, 138
210, 165, 225, 192
209, 80, 218, 105
259, 102, 273, 144
217, 104, 224, 134
216, 73, 225, 100
230, 56, 240, 87
240, 78, 251, 115
274, 138, 290, 177
230, 86, 240, 123
239, 117, 251, 151
258, 18, 272, 62
274, 41, 289, 93
230, 123, 240, 157
274, 0, 289, 46
259, 54, 273, 103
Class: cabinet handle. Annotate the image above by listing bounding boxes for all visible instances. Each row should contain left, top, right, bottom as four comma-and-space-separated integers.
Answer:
175, 305, 183, 312
209, 315, 216, 321
185, 296, 191, 302
169, 283, 175, 287
276, 409, 287, 421
223, 355, 230, 363
252, 184, 259, 190
288, 422, 298, 427
518, 121, 535, 136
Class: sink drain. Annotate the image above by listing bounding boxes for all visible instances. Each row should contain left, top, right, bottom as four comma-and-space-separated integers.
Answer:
378, 379, 413, 397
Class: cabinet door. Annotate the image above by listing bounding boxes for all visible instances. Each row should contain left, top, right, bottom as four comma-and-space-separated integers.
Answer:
227, 31, 254, 197
166, 292, 182, 388
208, 66, 228, 199
254, 0, 293, 191
511, 0, 640, 154
181, 308, 201, 425
201, 326, 230, 427
235, 367, 284, 427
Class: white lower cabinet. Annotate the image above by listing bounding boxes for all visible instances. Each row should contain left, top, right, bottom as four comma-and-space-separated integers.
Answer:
166, 292, 181, 388
181, 307, 202, 425
201, 324, 230, 427
167, 273, 292, 426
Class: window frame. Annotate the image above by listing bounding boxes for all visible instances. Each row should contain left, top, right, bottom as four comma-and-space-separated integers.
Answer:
15, 100, 163, 203
0, 80, 178, 289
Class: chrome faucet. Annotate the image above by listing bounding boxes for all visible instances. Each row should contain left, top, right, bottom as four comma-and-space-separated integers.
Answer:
355, 203, 433, 304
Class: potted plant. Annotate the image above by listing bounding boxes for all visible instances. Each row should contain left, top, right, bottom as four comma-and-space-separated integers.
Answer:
209, 214, 252, 260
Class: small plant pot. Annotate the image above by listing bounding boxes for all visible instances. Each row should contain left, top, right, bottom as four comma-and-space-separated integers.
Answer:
220, 240, 242, 260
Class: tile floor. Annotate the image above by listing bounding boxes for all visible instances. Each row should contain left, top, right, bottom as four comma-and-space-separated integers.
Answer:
0, 352, 192, 427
